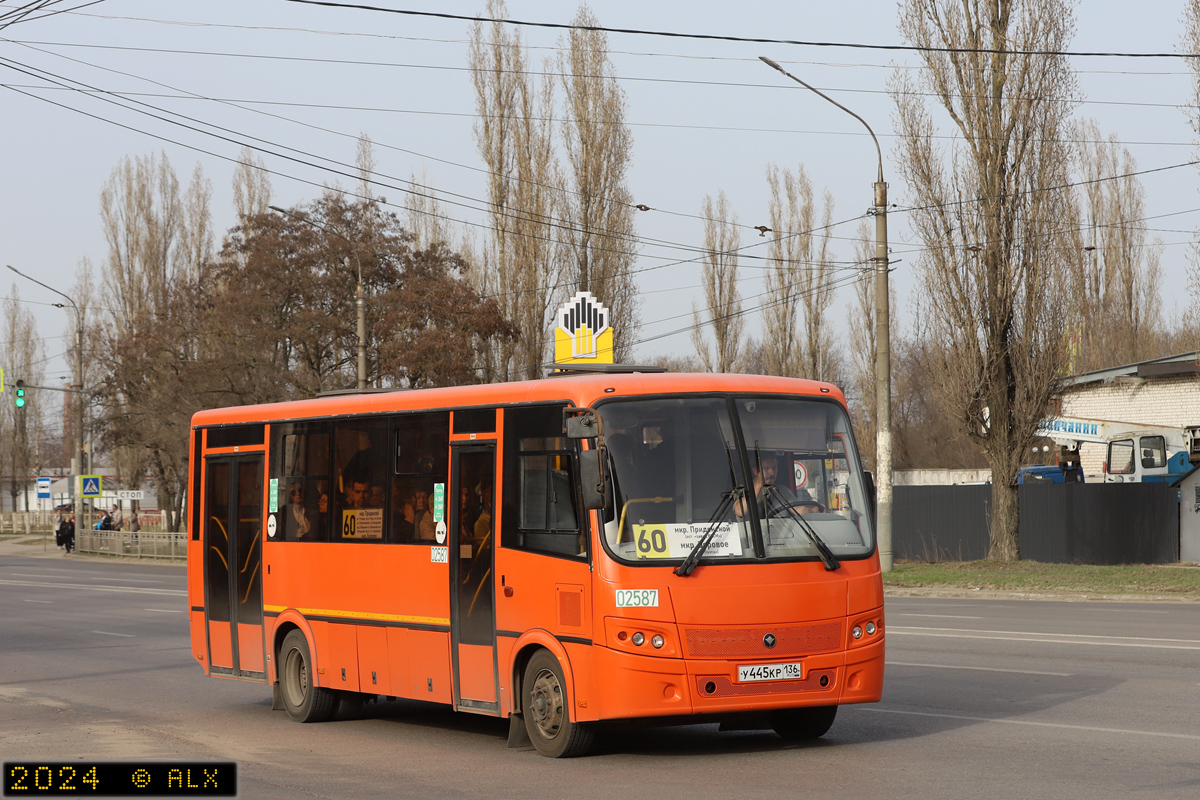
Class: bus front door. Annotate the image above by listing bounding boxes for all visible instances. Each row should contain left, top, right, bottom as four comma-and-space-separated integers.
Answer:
203, 455, 266, 680
449, 445, 499, 713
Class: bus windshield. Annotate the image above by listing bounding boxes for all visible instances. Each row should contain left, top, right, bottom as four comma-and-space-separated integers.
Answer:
598, 395, 875, 565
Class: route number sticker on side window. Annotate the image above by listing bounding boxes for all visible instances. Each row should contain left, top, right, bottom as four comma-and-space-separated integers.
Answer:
615, 589, 659, 608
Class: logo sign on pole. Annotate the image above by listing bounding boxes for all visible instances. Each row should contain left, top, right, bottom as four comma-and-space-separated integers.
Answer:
80, 475, 102, 498
36, 477, 51, 499
553, 291, 613, 366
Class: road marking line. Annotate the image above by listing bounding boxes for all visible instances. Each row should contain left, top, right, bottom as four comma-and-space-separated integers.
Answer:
0, 579, 184, 597
93, 631, 135, 637
852, 707, 1200, 741
893, 614, 984, 619
12, 572, 164, 584
886, 661, 1072, 676
1076, 608, 1169, 614
889, 626, 1200, 650
22, 599, 51, 604
144, 608, 183, 613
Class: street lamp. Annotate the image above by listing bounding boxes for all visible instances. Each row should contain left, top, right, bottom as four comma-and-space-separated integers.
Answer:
268, 206, 367, 390
5, 264, 85, 514
759, 57, 894, 572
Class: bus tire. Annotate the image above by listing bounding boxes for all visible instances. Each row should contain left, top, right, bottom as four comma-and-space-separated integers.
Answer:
769, 705, 837, 740
522, 650, 594, 758
279, 630, 336, 723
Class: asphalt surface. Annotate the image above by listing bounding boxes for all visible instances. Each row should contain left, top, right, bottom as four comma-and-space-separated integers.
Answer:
2, 545, 1198, 799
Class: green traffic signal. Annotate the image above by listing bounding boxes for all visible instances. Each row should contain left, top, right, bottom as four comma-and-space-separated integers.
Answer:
14, 380, 25, 408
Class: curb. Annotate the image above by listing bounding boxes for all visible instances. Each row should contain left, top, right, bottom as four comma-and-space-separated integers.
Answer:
884, 586, 1200, 603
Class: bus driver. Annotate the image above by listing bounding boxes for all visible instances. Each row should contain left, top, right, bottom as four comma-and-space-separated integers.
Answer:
734, 455, 820, 518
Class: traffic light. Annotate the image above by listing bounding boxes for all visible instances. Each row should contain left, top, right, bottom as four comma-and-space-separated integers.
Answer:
14, 380, 25, 409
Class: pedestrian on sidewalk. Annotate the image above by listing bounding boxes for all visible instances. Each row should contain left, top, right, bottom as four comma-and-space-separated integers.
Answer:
63, 513, 75, 554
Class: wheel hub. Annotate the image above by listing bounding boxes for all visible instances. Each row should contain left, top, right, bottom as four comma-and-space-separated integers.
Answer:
528, 668, 563, 739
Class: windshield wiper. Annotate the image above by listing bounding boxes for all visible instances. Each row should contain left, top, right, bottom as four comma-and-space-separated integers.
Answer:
674, 487, 743, 577
764, 485, 840, 571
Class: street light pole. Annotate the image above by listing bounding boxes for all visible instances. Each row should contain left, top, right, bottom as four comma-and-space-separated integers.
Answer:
759, 57, 894, 572
6, 264, 85, 515
268, 206, 368, 390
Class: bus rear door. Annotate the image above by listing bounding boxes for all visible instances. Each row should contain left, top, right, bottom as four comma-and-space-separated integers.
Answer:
203, 454, 266, 680
449, 444, 499, 713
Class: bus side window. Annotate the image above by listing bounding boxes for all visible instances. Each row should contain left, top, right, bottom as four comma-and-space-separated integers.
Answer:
502, 405, 585, 559
390, 412, 450, 544
272, 423, 330, 542
332, 418, 389, 543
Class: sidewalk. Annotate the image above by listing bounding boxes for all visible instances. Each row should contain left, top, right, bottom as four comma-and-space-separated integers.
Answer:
0, 533, 65, 558
0, 534, 183, 563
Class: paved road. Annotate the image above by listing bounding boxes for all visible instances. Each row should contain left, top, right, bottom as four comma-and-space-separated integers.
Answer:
2, 551, 1198, 799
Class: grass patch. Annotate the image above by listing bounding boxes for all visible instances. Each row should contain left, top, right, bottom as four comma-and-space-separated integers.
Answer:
886, 560, 1200, 597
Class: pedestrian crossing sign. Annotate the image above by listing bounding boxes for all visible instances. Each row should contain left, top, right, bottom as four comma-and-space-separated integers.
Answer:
81, 475, 102, 497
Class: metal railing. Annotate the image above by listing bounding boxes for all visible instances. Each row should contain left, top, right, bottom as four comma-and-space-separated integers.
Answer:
76, 530, 188, 559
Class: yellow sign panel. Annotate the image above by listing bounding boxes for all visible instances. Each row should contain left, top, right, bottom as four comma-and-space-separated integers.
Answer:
340, 508, 383, 539
553, 291, 614, 365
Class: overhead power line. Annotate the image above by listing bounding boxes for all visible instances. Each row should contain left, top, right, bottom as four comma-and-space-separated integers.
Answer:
59, 11, 1200, 76
279, 0, 1200, 59
10, 39, 1194, 111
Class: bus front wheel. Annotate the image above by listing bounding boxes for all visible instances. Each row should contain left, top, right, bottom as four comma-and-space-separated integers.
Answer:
522, 650, 594, 758
769, 705, 837, 740
279, 630, 336, 723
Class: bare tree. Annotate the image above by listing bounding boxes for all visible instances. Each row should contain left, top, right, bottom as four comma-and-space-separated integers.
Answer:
691, 191, 743, 372
1071, 119, 1163, 370
1172, 0, 1200, 359
1, 288, 45, 511
893, 0, 1077, 560
99, 151, 181, 334
232, 146, 272, 222
470, 0, 561, 379
96, 152, 211, 530
763, 163, 838, 379
558, 4, 640, 359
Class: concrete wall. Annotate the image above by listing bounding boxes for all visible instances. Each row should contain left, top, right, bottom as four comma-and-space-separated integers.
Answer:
894, 468, 993, 486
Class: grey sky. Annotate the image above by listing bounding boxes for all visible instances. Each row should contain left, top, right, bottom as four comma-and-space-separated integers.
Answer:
2, 0, 1197, 398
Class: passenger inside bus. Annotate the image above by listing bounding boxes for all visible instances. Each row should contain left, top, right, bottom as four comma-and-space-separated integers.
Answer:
287, 482, 311, 539
410, 487, 436, 541
735, 455, 821, 519
345, 474, 373, 508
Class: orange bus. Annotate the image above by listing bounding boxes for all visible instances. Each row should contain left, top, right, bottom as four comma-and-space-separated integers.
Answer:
187, 369, 883, 757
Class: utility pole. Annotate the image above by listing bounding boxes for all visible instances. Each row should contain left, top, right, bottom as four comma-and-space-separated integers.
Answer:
6, 265, 84, 519
759, 58, 893, 572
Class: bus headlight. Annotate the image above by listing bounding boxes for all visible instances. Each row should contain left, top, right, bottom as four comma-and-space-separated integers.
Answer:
651, 634, 664, 649
852, 625, 863, 639
631, 632, 645, 646
865, 622, 876, 635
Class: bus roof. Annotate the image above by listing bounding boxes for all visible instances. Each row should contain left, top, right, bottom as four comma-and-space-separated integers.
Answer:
189, 372, 846, 427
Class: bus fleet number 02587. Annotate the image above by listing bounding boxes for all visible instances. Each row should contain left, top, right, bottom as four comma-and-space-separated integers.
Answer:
615, 589, 659, 608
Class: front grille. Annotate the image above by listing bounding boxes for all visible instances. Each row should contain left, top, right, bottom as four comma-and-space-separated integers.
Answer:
683, 622, 843, 659
694, 669, 837, 698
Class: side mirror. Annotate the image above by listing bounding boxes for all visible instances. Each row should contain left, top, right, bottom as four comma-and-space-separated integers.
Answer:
578, 448, 609, 510
566, 412, 600, 439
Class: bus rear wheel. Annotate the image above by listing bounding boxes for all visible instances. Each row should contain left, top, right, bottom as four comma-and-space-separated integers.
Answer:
279, 630, 336, 723
522, 650, 594, 758
769, 705, 837, 740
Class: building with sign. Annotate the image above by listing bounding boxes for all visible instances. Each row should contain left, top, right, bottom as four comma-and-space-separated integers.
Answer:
1051, 351, 1200, 476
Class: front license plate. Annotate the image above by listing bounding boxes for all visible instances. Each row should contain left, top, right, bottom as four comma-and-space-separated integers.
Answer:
737, 662, 804, 683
